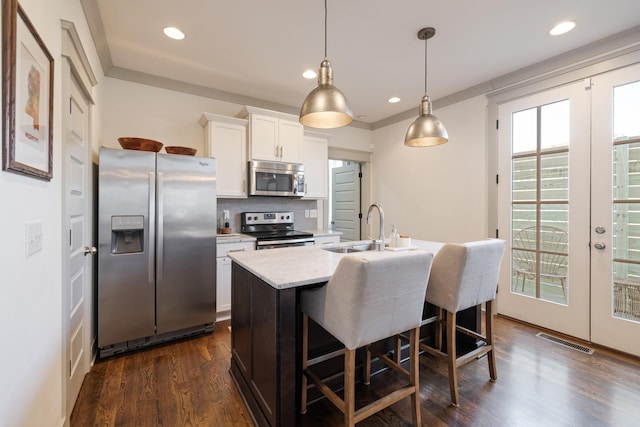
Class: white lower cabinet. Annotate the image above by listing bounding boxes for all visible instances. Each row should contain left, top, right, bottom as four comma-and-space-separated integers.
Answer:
216, 240, 255, 320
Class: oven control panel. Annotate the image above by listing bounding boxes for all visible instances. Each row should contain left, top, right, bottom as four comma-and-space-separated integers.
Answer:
242, 211, 294, 226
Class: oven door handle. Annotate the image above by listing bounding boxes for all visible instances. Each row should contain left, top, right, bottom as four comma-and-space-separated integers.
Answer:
257, 238, 315, 246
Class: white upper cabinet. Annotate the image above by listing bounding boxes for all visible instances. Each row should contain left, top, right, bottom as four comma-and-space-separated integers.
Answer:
200, 113, 248, 198
302, 131, 329, 199
241, 106, 303, 163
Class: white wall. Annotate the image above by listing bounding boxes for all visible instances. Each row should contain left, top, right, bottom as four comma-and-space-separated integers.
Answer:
101, 77, 374, 155
101, 78, 243, 152
0, 0, 103, 426
325, 124, 373, 153
371, 95, 490, 243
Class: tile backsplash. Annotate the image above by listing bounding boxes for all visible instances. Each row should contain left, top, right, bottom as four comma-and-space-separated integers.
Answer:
218, 197, 319, 232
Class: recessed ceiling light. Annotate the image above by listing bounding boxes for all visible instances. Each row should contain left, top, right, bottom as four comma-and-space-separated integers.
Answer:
388, 97, 401, 103
163, 26, 185, 40
549, 21, 575, 36
303, 69, 317, 79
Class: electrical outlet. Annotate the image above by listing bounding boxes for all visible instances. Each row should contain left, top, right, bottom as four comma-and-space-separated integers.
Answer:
26, 221, 43, 256
305, 209, 310, 218
310, 209, 318, 218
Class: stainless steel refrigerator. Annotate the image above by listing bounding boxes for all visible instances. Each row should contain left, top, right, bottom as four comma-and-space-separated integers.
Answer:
98, 147, 216, 357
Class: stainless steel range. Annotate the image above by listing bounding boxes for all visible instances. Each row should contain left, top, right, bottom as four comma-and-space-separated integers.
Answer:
241, 211, 315, 250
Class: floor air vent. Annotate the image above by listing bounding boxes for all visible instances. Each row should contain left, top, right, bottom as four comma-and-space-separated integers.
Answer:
536, 332, 594, 355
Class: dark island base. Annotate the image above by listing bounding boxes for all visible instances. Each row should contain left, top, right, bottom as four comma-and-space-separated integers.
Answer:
230, 262, 480, 427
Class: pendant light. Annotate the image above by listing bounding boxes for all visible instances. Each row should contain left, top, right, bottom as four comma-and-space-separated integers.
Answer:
299, 0, 353, 129
404, 27, 448, 147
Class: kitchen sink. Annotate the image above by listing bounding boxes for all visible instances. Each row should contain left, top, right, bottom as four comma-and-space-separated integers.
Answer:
322, 242, 379, 253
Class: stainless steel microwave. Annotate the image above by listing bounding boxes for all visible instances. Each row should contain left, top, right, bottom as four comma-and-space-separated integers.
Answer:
249, 160, 305, 197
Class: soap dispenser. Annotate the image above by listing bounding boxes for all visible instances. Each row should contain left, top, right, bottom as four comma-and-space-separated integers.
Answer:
390, 225, 399, 248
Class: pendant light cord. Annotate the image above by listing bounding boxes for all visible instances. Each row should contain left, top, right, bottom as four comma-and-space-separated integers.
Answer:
324, 0, 328, 58
424, 37, 428, 95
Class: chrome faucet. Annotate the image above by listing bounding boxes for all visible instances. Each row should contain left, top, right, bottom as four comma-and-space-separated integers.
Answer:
366, 203, 385, 251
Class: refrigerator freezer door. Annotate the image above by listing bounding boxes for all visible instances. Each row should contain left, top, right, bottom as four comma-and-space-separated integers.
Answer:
155, 154, 217, 334
98, 148, 156, 348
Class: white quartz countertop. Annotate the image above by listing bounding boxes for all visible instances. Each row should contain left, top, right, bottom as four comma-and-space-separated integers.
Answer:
303, 229, 343, 237
229, 239, 444, 289
216, 233, 256, 244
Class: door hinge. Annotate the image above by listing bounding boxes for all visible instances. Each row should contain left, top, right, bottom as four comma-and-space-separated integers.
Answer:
358, 213, 363, 219
358, 172, 363, 178
496, 119, 499, 130
69, 229, 72, 246
496, 229, 499, 238
69, 96, 72, 114
496, 174, 499, 184
584, 77, 593, 90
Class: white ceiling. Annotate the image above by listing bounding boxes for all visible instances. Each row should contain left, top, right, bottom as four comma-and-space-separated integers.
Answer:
84, 0, 640, 126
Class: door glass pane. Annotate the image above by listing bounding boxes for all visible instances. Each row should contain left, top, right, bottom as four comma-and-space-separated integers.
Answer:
541, 100, 570, 149
540, 203, 568, 230
613, 203, 640, 262
511, 103, 569, 304
613, 81, 640, 141
613, 143, 640, 199
512, 108, 537, 154
540, 152, 568, 200
512, 203, 536, 232
512, 157, 536, 201
538, 210, 569, 304
613, 262, 640, 321
612, 80, 640, 322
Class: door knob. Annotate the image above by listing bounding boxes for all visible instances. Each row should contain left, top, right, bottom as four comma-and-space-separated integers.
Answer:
595, 226, 606, 234
594, 242, 606, 250
83, 246, 97, 256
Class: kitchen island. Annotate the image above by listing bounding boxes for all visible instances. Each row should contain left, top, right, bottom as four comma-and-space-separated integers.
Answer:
228, 240, 479, 427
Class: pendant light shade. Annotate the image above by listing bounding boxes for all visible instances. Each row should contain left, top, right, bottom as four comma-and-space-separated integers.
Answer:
404, 27, 448, 147
299, 0, 353, 129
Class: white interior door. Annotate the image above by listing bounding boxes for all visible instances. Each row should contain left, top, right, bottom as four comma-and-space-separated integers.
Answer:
63, 65, 92, 415
591, 63, 640, 356
497, 80, 591, 340
331, 163, 361, 241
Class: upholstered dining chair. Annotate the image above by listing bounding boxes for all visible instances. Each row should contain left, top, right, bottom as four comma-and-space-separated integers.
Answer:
300, 250, 433, 426
401, 239, 506, 407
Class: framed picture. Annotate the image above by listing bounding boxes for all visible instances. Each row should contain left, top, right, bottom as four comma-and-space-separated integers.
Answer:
2, 0, 54, 180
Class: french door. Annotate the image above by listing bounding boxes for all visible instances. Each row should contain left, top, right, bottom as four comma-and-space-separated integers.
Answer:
497, 81, 591, 340
591, 64, 640, 356
498, 64, 640, 356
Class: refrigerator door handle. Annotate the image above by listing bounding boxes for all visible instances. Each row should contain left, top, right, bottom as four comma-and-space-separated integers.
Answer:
157, 172, 164, 282
148, 172, 156, 284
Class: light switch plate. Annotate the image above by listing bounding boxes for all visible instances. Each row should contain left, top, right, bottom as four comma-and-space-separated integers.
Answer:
26, 221, 43, 256
310, 209, 318, 218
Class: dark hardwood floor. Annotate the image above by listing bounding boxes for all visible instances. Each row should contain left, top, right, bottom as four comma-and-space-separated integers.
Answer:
71, 316, 640, 426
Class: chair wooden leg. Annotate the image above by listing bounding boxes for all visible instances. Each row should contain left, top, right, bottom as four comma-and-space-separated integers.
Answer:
344, 348, 356, 427
364, 346, 371, 385
446, 310, 459, 406
395, 334, 402, 365
409, 327, 421, 426
301, 313, 309, 414
486, 301, 497, 381
435, 307, 443, 351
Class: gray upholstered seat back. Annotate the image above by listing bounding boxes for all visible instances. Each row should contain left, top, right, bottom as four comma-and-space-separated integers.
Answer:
301, 250, 433, 350
425, 239, 506, 313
